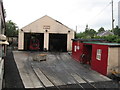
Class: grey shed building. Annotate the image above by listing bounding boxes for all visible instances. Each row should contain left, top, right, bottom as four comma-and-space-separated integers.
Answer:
18, 15, 75, 51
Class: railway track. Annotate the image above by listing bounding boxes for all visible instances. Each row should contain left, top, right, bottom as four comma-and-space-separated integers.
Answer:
54, 52, 98, 90
11, 51, 119, 89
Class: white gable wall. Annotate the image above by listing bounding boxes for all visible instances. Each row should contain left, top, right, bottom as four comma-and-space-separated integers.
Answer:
18, 15, 75, 51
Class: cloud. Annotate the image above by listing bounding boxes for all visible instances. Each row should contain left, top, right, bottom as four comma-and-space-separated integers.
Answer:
3, 0, 118, 32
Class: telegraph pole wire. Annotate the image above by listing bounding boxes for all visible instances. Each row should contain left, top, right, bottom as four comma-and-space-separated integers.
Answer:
87, 1, 111, 26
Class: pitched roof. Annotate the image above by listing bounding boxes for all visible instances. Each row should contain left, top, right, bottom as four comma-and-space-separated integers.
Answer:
97, 31, 114, 36
22, 15, 74, 32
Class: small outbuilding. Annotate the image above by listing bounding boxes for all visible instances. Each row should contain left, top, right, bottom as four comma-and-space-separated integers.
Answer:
72, 39, 120, 76
18, 15, 75, 52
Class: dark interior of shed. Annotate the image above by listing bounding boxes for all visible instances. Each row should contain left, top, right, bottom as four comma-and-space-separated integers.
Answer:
24, 33, 44, 51
49, 34, 67, 52
82, 45, 92, 65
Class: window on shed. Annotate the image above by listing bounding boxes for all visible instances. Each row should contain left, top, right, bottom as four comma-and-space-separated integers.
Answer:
96, 49, 102, 60
74, 45, 77, 52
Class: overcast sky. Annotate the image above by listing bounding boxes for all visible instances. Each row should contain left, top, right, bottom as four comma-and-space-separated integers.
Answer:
3, 0, 119, 32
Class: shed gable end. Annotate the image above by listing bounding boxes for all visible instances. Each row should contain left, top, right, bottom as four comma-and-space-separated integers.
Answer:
21, 15, 74, 33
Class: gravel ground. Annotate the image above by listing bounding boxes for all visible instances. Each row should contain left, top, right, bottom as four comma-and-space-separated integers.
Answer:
3, 49, 24, 89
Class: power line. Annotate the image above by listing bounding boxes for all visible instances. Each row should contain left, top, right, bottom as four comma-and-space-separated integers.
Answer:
87, 1, 111, 25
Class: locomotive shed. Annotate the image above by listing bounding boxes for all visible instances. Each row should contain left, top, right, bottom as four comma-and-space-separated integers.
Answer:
12, 51, 119, 89
18, 15, 75, 52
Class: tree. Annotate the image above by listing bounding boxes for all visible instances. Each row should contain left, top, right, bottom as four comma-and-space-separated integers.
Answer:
76, 25, 97, 39
113, 26, 120, 36
5, 20, 18, 37
76, 32, 86, 38
98, 27, 105, 33
76, 26, 120, 43
103, 35, 118, 42
85, 29, 97, 38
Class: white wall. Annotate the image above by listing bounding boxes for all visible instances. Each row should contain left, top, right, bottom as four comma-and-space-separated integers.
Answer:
107, 47, 120, 75
18, 30, 24, 50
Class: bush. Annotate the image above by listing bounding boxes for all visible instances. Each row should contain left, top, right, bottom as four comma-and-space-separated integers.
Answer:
115, 38, 120, 43
76, 32, 120, 43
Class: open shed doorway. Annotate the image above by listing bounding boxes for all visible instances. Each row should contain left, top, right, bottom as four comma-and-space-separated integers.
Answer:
82, 45, 92, 65
49, 34, 67, 52
24, 33, 44, 51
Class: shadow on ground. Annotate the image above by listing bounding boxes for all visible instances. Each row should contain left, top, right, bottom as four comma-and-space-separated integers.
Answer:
4, 49, 24, 89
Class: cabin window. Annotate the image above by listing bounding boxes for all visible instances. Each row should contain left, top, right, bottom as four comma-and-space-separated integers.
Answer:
96, 49, 102, 60
74, 46, 77, 52
77, 46, 80, 50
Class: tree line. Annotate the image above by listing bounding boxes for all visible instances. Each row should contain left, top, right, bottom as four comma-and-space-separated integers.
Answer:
76, 25, 120, 43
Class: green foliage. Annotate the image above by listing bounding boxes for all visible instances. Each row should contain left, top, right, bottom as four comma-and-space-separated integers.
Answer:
102, 35, 118, 42
115, 38, 120, 43
113, 26, 120, 36
76, 26, 120, 43
90, 35, 119, 43
76, 30, 96, 39
5, 20, 18, 37
98, 27, 105, 33
77, 28, 97, 39
76, 32, 86, 38
87, 29, 97, 38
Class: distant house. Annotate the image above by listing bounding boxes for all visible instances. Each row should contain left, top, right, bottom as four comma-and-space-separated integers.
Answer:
97, 31, 114, 37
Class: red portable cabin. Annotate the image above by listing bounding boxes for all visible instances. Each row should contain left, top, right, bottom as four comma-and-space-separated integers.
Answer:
72, 39, 120, 76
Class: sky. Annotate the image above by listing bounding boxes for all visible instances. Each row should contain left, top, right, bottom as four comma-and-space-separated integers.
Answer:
3, 0, 119, 32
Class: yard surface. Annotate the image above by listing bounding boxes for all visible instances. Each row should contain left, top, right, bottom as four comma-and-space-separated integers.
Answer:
4, 50, 119, 89
4, 50, 24, 89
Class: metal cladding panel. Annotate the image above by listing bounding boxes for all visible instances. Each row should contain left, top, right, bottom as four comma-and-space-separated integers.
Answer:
91, 44, 109, 75
72, 41, 84, 62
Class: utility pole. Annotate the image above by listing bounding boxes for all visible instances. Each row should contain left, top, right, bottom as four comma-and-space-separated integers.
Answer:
111, 0, 114, 32
76, 26, 77, 33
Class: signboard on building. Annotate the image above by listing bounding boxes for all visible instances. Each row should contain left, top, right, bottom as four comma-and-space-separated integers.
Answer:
43, 25, 50, 29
